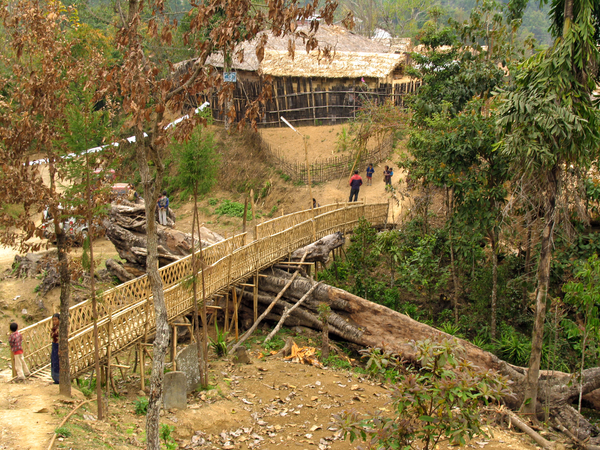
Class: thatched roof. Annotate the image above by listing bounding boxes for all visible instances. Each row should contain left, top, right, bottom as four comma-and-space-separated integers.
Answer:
202, 24, 405, 79
260, 50, 403, 78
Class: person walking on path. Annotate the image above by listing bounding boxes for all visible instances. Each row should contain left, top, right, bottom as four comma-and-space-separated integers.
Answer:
366, 163, 375, 186
9, 322, 30, 382
157, 190, 169, 225
349, 170, 363, 202
386, 166, 394, 186
50, 313, 60, 384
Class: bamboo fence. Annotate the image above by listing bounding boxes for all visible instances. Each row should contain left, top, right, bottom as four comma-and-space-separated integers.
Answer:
20, 202, 388, 376
247, 131, 394, 184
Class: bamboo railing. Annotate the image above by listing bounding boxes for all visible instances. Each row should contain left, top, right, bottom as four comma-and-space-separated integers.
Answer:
20, 202, 388, 376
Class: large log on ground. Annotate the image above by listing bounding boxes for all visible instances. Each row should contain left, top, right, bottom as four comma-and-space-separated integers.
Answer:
257, 271, 600, 443
290, 232, 345, 263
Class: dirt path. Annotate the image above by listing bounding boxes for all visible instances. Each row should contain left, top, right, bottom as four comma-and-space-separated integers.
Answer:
0, 343, 540, 450
0, 369, 62, 450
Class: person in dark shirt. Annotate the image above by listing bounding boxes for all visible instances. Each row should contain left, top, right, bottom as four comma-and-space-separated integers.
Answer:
349, 170, 363, 202
366, 163, 375, 186
50, 313, 60, 384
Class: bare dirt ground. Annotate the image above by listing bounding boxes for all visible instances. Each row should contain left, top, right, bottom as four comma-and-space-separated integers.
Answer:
0, 334, 539, 450
0, 125, 538, 449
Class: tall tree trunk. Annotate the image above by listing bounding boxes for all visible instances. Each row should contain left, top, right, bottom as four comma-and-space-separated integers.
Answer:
448, 189, 460, 325
137, 138, 168, 450
193, 193, 209, 388
56, 226, 71, 397
490, 231, 499, 340
191, 192, 205, 388
523, 214, 533, 307
85, 153, 103, 420
563, 0, 573, 35
521, 164, 559, 416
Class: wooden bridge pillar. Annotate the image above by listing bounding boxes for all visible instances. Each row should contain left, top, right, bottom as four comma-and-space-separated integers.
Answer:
139, 342, 145, 391
171, 325, 178, 371
253, 271, 259, 323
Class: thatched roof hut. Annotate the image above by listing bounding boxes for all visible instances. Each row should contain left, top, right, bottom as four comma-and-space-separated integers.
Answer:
203, 24, 407, 84
176, 24, 419, 126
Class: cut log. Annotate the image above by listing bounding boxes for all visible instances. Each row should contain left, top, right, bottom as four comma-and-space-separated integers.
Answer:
290, 232, 345, 263
504, 410, 558, 450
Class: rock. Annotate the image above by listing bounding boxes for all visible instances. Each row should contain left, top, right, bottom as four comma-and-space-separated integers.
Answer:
137, 390, 146, 397
163, 371, 187, 410
233, 347, 252, 365
175, 343, 202, 393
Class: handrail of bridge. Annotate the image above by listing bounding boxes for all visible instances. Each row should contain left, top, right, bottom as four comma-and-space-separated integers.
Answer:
20, 232, 247, 370
21, 202, 388, 375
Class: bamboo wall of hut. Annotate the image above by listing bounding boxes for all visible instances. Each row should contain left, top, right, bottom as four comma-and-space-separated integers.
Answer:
203, 78, 420, 127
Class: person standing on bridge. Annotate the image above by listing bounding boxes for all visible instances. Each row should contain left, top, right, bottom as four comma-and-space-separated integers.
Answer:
349, 170, 363, 202
50, 313, 60, 384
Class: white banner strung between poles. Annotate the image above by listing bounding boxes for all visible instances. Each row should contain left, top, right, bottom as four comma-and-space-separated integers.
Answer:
29, 101, 211, 165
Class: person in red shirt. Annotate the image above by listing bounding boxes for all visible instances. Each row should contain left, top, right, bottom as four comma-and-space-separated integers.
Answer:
349, 170, 363, 202
9, 322, 29, 381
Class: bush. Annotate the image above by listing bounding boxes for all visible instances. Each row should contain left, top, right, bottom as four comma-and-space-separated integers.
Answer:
134, 396, 149, 415
214, 200, 252, 220
337, 338, 510, 450
359, 346, 403, 380
209, 322, 228, 357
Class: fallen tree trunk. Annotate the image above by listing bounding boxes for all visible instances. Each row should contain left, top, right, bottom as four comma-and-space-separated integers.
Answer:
236, 288, 361, 345
238, 270, 600, 444
290, 232, 345, 263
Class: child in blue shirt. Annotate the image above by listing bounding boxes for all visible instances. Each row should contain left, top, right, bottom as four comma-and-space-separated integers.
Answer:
366, 163, 375, 186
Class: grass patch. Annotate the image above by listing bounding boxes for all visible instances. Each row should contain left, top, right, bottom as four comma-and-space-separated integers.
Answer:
55, 425, 72, 438
214, 200, 253, 220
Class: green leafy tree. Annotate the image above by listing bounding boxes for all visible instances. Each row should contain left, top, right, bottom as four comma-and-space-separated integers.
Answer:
401, 1, 513, 330
495, 0, 600, 415
563, 255, 600, 413
337, 338, 510, 450
171, 124, 220, 388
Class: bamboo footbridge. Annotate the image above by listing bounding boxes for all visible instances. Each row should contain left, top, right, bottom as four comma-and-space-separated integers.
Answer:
20, 202, 388, 377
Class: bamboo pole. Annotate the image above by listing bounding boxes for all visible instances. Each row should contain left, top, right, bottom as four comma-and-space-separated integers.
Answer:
224, 291, 230, 333
46, 400, 92, 450
253, 270, 259, 323
264, 281, 322, 343
228, 250, 308, 354
139, 342, 145, 391
172, 325, 178, 371
233, 288, 239, 340
242, 196, 248, 234
106, 305, 112, 414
